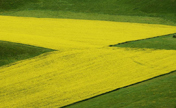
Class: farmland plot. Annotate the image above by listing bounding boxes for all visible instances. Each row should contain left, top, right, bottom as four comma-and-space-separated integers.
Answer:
0, 16, 176, 107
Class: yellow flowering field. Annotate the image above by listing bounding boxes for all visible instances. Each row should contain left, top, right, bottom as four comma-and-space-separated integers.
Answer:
0, 15, 176, 107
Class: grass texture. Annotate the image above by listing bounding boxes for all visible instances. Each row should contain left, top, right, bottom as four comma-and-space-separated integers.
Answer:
1, 0, 176, 15
0, 16, 176, 107
113, 33, 176, 50
0, 0, 176, 25
0, 40, 54, 66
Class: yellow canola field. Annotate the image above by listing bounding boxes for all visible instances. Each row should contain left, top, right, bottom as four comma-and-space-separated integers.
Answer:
1, 15, 176, 50
0, 15, 176, 107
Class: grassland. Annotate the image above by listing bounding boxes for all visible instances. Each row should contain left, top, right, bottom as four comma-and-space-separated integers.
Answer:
0, 0, 176, 26
113, 33, 176, 50
0, 40, 54, 67
0, 0, 176, 108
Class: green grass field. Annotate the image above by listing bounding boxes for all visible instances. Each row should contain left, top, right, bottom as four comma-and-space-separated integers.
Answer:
0, 0, 176, 25
113, 33, 176, 50
0, 40, 54, 67
0, 0, 176, 107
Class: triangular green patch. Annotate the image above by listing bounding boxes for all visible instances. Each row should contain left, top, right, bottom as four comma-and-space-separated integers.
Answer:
0, 40, 55, 67
111, 33, 176, 50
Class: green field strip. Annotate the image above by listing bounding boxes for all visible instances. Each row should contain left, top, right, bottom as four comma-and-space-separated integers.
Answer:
110, 33, 176, 50
0, 40, 55, 67
62, 70, 176, 108
0, 0, 176, 26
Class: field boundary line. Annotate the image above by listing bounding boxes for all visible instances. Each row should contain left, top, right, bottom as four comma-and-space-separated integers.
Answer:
61, 69, 176, 108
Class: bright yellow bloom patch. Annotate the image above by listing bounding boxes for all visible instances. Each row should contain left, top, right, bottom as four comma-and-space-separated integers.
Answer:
0, 16, 176, 107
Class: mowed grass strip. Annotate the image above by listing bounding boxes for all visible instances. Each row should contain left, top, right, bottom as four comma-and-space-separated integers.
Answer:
0, 40, 54, 66
63, 70, 176, 108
